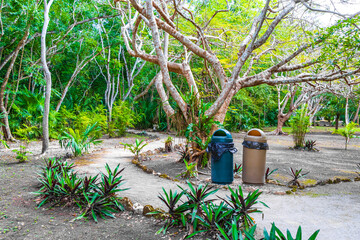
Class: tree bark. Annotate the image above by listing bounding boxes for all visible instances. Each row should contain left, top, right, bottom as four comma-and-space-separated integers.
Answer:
345, 96, 349, 125
335, 113, 340, 130
353, 99, 360, 124
272, 113, 292, 135
41, 0, 54, 154
0, 27, 30, 141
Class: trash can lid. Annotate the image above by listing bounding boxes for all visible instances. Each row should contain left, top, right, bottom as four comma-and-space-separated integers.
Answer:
244, 128, 267, 143
211, 129, 233, 143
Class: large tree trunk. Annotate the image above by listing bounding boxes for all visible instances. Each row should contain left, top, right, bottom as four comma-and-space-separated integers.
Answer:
272, 113, 292, 135
41, 0, 54, 154
335, 113, 340, 130
352, 99, 360, 125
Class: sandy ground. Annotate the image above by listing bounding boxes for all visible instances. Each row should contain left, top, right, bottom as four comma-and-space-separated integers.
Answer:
71, 131, 360, 240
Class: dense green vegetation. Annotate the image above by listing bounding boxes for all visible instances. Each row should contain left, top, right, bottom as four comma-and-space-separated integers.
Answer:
0, 0, 359, 147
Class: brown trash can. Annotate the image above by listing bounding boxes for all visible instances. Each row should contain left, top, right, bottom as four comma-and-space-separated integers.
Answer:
242, 129, 269, 184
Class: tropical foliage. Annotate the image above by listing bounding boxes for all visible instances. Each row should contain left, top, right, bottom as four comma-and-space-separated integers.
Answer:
35, 158, 127, 222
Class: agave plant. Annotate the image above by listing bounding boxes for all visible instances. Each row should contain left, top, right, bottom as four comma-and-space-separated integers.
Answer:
56, 169, 83, 206
234, 164, 243, 175
265, 168, 278, 183
220, 186, 268, 230
179, 181, 218, 223
177, 159, 198, 179
75, 192, 119, 223
59, 122, 102, 157
195, 202, 232, 236
35, 167, 60, 207
35, 158, 128, 222
263, 223, 320, 240
120, 139, 148, 159
287, 168, 309, 187
152, 187, 190, 234
216, 223, 320, 240
176, 144, 190, 162
81, 175, 98, 193
96, 163, 128, 210
216, 219, 256, 240
304, 140, 318, 152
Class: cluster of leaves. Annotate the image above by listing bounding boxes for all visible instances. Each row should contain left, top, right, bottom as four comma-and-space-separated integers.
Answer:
59, 122, 102, 157
177, 160, 198, 179
234, 164, 243, 175
152, 181, 267, 238
219, 223, 319, 240
265, 168, 278, 183
333, 122, 358, 150
287, 168, 309, 188
153, 181, 319, 239
120, 139, 148, 159
304, 140, 319, 152
35, 158, 127, 222
289, 106, 310, 148
12, 145, 32, 163
9, 91, 136, 141
177, 144, 190, 163
176, 89, 222, 167
224, 86, 278, 131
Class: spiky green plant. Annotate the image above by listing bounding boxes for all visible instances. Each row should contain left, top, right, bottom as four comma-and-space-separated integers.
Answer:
35, 158, 127, 222
177, 159, 198, 179
151, 187, 189, 234
265, 168, 278, 183
179, 181, 218, 224
263, 223, 320, 240
12, 145, 32, 162
287, 168, 309, 187
234, 164, 243, 174
59, 122, 102, 157
220, 186, 268, 230
120, 139, 148, 159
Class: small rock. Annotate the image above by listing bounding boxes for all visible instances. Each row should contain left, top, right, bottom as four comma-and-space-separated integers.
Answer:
143, 205, 155, 217
133, 203, 144, 215
273, 191, 286, 195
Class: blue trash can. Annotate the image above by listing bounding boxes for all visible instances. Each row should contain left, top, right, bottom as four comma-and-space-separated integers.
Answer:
207, 129, 237, 184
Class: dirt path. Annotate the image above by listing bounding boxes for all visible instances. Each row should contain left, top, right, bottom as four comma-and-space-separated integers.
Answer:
72, 133, 360, 240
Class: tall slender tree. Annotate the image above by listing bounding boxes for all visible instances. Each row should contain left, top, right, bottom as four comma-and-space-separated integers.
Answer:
41, 0, 54, 154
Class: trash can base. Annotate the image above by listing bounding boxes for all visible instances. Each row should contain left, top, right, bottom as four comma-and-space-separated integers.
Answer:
212, 181, 233, 185
242, 181, 264, 185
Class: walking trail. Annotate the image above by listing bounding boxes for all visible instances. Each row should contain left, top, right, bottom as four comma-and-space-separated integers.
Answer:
74, 133, 360, 240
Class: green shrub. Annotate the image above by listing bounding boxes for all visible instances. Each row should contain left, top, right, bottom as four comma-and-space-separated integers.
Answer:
152, 182, 265, 237
289, 106, 310, 148
35, 158, 127, 222
333, 122, 358, 150
177, 159, 198, 179
110, 101, 137, 136
59, 122, 102, 157
120, 139, 148, 159
152, 181, 320, 239
12, 145, 32, 163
